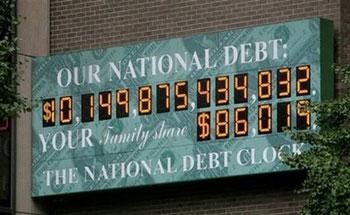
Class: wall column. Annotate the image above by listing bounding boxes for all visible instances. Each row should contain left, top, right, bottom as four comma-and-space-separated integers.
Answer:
16, 0, 50, 214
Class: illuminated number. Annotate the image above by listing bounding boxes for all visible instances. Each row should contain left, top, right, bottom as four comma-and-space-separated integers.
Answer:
139, 86, 152, 115
216, 76, 229, 105
258, 104, 272, 134
234, 107, 248, 137
197, 112, 210, 141
215, 109, 229, 139
60, 96, 72, 125
99, 91, 112, 120
258, 70, 272, 100
277, 102, 291, 132
42, 98, 55, 127
277, 68, 291, 98
297, 100, 310, 129
157, 84, 170, 113
81, 94, 94, 122
234, 74, 248, 103
175, 81, 188, 111
0, 119, 9, 132
116, 89, 129, 118
197, 79, 210, 108
296, 65, 310, 96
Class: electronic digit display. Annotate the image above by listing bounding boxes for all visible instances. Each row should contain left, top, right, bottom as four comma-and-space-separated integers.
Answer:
139, 86, 152, 115
59, 96, 72, 125
277, 68, 291, 98
42, 98, 55, 127
197, 112, 210, 141
81, 94, 94, 122
175, 81, 188, 111
116, 89, 129, 118
157, 84, 170, 113
297, 100, 311, 129
216, 76, 229, 106
32, 18, 334, 197
277, 102, 291, 132
258, 70, 272, 100
296, 65, 311, 96
197, 79, 211, 108
234, 74, 248, 103
215, 109, 229, 139
258, 104, 272, 134
99, 91, 112, 120
234, 107, 248, 137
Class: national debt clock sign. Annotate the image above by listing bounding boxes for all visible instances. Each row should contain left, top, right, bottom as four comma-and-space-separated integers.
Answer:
32, 18, 334, 197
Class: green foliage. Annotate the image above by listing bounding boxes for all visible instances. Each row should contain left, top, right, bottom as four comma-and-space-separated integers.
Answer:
284, 65, 350, 215
0, 0, 29, 121
334, 64, 350, 85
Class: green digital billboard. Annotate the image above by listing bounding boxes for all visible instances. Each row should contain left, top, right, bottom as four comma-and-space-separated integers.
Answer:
32, 18, 333, 197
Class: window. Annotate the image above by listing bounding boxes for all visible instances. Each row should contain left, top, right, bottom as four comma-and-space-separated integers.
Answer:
0, 119, 11, 212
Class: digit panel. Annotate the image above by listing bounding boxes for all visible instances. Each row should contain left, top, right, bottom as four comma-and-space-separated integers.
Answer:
116, 89, 129, 118
99, 91, 112, 120
59, 96, 72, 125
157, 84, 170, 113
197, 111, 210, 141
258, 104, 272, 134
234, 74, 248, 103
296, 65, 311, 96
216, 76, 229, 106
258, 70, 272, 100
215, 109, 229, 139
81, 94, 94, 122
139, 86, 152, 115
175, 81, 188, 111
234, 107, 248, 137
297, 99, 311, 129
197, 78, 211, 108
42, 98, 55, 127
277, 102, 291, 132
277, 68, 291, 98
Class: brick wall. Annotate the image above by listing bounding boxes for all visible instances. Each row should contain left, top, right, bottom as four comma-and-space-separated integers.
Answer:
50, 0, 341, 59
336, 0, 350, 95
48, 172, 306, 215
48, 0, 345, 214
341, 0, 350, 64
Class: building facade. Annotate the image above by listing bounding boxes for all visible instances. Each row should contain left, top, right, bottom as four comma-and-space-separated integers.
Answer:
2, 0, 348, 214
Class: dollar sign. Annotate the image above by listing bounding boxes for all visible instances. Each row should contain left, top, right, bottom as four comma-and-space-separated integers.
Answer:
43, 102, 53, 123
198, 113, 210, 139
